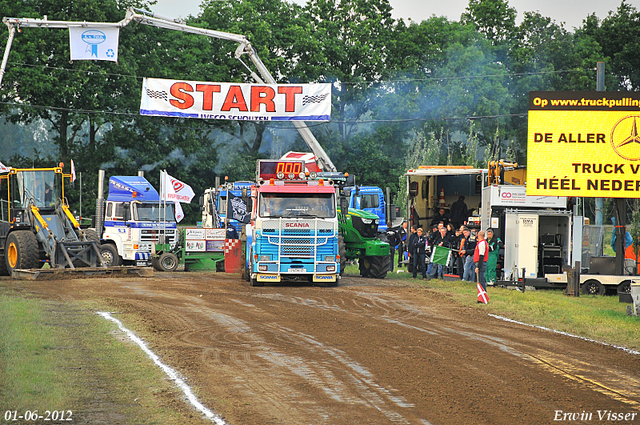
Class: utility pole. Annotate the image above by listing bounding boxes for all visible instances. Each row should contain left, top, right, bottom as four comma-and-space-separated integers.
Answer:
594, 62, 605, 226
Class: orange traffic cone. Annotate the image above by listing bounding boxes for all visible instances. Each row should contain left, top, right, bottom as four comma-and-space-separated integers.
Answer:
439, 188, 445, 208
477, 282, 489, 304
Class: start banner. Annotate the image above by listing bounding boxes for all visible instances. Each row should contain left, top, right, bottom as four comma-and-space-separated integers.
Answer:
140, 78, 331, 121
527, 91, 640, 198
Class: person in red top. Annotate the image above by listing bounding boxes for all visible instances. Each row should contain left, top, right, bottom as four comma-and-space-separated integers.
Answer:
474, 230, 489, 291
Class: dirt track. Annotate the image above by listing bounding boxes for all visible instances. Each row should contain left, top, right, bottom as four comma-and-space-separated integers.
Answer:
10, 272, 640, 424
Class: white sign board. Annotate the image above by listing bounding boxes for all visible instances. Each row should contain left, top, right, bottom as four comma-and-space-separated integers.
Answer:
484, 186, 567, 208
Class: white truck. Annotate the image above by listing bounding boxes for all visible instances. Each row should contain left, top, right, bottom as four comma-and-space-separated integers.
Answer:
94, 170, 177, 266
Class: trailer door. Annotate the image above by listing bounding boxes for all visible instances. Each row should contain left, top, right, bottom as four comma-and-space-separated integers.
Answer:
517, 214, 539, 278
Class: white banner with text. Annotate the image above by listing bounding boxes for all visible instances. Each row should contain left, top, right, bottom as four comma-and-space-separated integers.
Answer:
140, 78, 331, 121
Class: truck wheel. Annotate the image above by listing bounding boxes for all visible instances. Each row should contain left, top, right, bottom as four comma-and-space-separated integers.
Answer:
338, 235, 347, 276
157, 252, 179, 272
5, 231, 40, 274
100, 244, 121, 267
581, 279, 605, 295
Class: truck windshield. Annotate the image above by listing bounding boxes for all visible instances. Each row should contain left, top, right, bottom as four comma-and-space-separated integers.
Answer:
260, 193, 335, 218
17, 170, 61, 209
135, 203, 176, 222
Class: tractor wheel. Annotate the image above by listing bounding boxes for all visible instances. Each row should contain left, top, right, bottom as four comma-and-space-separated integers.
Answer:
359, 255, 389, 279
5, 231, 40, 274
359, 257, 371, 277
157, 252, 179, 272
338, 235, 347, 276
581, 279, 605, 296
367, 255, 390, 279
100, 244, 121, 267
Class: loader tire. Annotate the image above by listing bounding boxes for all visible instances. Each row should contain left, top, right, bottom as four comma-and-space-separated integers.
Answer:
0, 254, 8, 276
338, 235, 347, 276
100, 244, 121, 267
359, 255, 389, 279
83, 229, 101, 244
5, 231, 40, 274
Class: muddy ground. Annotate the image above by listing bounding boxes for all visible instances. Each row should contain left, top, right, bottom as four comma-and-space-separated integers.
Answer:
5, 272, 640, 425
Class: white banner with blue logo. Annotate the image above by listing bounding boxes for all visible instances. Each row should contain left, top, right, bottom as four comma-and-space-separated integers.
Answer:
69, 27, 119, 62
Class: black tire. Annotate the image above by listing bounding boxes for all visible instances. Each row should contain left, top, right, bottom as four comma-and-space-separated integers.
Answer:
5, 230, 40, 274
83, 228, 101, 244
338, 235, 347, 276
157, 252, 179, 272
581, 279, 605, 295
0, 254, 8, 276
359, 255, 390, 279
100, 244, 121, 267
618, 280, 631, 294
248, 247, 263, 286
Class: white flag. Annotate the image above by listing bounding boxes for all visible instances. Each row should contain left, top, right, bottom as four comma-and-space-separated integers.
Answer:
69, 27, 119, 62
174, 201, 185, 222
70, 159, 77, 182
0, 161, 10, 173
162, 171, 195, 203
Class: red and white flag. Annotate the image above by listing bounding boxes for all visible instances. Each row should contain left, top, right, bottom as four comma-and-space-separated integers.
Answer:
161, 171, 195, 203
477, 283, 489, 304
0, 161, 10, 173
174, 201, 185, 223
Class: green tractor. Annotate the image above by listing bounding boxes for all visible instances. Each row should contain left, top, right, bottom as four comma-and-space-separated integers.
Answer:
338, 207, 390, 279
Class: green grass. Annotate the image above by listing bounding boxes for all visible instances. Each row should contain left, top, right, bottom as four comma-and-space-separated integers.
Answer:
345, 258, 640, 352
0, 293, 202, 424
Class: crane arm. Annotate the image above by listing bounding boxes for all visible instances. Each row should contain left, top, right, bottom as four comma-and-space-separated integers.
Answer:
2, 8, 337, 172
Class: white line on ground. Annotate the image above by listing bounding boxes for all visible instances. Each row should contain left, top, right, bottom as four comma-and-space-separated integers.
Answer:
488, 313, 640, 356
97, 312, 228, 424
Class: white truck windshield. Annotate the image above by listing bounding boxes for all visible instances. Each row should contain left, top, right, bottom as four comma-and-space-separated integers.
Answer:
260, 193, 335, 218
135, 203, 176, 222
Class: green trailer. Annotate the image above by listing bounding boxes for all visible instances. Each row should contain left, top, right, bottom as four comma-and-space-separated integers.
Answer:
152, 228, 225, 272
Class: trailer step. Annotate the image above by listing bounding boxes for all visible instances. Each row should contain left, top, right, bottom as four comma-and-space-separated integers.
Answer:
11, 266, 154, 281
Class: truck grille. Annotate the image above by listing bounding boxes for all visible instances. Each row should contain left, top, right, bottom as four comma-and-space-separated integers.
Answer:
260, 219, 336, 259
140, 229, 177, 244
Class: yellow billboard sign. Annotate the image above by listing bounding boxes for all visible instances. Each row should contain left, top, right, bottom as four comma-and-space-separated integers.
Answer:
527, 91, 640, 198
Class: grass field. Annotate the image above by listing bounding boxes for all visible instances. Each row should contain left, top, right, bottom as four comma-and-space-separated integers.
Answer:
0, 292, 200, 424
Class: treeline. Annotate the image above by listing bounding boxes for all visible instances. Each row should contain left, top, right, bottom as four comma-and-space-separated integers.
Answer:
0, 0, 638, 222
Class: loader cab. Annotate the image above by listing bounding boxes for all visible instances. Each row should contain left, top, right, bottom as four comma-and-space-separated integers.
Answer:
0, 168, 64, 226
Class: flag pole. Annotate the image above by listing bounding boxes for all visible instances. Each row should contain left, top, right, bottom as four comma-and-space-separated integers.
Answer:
79, 172, 82, 218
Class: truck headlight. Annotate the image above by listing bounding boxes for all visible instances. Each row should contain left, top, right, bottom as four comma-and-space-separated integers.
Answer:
258, 265, 268, 271
374, 219, 379, 224
361, 218, 373, 224
327, 265, 336, 272
324, 256, 334, 262
259, 255, 270, 262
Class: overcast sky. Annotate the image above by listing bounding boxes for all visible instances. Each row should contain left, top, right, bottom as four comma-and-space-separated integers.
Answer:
151, 0, 640, 30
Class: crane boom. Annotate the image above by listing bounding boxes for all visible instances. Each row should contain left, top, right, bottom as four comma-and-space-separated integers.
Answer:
1, 8, 337, 172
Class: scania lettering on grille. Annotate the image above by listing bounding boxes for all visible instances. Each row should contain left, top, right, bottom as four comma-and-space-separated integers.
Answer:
285, 222, 310, 228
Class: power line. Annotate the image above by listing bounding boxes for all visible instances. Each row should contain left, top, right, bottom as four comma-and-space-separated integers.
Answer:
0, 100, 528, 126
6, 61, 590, 86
